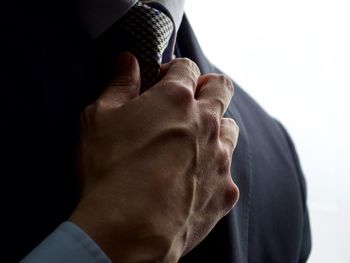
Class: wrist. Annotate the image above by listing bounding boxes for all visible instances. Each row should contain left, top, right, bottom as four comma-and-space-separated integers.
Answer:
69, 193, 181, 263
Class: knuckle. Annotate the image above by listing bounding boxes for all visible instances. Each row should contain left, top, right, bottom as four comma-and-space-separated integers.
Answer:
216, 74, 234, 95
198, 73, 216, 87
175, 57, 201, 77
225, 118, 240, 137
177, 57, 196, 69
176, 57, 193, 65
233, 122, 239, 137
164, 80, 194, 106
201, 110, 220, 140
223, 136, 236, 153
216, 149, 231, 175
223, 180, 240, 212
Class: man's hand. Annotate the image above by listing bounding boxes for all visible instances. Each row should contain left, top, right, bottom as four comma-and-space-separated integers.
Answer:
70, 53, 239, 262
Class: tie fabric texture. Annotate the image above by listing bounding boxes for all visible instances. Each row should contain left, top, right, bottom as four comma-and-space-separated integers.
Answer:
117, 1, 174, 91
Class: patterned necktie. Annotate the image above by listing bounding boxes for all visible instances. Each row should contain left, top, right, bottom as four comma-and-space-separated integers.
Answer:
117, 1, 174, 91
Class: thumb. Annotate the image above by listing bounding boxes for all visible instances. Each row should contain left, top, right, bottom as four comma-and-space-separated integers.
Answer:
98, 52, 141, 108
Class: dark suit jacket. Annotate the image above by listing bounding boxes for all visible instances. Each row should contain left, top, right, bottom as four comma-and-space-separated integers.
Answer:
2, 2, 311, 262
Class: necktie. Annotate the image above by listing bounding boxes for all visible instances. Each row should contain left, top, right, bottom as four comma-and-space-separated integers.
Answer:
117, 1, 174, 91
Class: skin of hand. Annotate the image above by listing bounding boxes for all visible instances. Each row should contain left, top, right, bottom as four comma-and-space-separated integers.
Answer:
69, 52, 240, 263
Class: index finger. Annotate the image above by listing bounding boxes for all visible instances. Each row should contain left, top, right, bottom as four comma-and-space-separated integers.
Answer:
196, 74, 234, 118
153, 58, 201, 96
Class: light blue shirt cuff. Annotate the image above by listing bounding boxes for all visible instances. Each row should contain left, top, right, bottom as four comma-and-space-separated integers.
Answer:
20, 222, 111, 263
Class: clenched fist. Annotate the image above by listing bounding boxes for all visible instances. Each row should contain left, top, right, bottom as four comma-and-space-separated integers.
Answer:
70, 53, 239, 263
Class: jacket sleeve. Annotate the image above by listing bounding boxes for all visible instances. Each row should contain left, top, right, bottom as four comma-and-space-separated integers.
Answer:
20, 222, 111, 263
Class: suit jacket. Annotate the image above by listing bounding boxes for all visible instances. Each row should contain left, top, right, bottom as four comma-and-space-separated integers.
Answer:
2, 2, 311, 262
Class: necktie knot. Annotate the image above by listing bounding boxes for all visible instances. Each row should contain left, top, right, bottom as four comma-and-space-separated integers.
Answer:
118, 1, 174, 90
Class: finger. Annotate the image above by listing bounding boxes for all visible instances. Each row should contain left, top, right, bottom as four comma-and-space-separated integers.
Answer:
158, 60, 173, 80
196, 74, 234, 118
219, 118, 239, 154
222, 178, 240, 216
153, 58, 201, 96
97, 52, 141, 109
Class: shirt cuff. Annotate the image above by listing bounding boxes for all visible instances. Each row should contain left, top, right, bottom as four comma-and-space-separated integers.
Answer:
20, 222, 111, 263
78, 0, 138, 38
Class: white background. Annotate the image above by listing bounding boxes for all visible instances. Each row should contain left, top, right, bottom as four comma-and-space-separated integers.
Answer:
185, 0, 350, 262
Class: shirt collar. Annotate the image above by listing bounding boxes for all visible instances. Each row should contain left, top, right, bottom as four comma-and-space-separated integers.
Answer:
142, 0, 185, 33
79, 0, 185, 39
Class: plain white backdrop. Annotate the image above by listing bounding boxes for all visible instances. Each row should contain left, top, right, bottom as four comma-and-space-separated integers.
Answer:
185, 0, 350, 262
